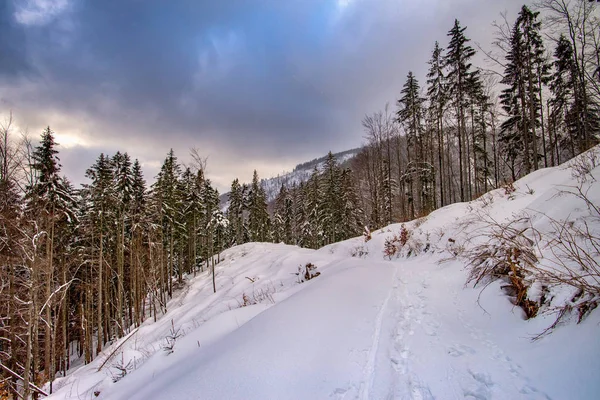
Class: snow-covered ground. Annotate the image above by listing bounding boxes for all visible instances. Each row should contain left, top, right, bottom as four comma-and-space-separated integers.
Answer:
49, 148, 600, 400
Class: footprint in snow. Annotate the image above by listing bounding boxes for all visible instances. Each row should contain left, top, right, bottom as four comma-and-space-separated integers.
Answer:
463, 369, 493, 400
447, 344, 476, 357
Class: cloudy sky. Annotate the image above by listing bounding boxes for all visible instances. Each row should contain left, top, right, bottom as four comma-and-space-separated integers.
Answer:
0, 0, 529, 192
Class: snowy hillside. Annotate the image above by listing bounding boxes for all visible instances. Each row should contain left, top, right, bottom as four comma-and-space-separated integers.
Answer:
259, 148, 360, 202
48, 147, 600, 400
220, 148, 360, 209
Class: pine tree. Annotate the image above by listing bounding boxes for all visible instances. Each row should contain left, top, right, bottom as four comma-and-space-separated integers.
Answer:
273, 184, 293, 244
397, 71, 426, 217
246, 170, 270, 242
538, 0, 600, 154
319, 152, 342, 244
111, 151, 133, 335
305, 168, 322, 248
293, 182, 309, 247
426, 41, 449, 206
226, 178, 245, 246
129, 159, 147, 326
26, 127, 77, 387
152, 149, 183, 298
500, 6, 551, 179
550, 34, 600, 161
83, 153, 115, 355
444, 20, 477, 201
338, 168, 362, 240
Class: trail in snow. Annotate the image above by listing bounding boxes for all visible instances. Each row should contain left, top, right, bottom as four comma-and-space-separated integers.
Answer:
50, 248, 599, 400
365, 257, 553, 400
359, 264, 399, 400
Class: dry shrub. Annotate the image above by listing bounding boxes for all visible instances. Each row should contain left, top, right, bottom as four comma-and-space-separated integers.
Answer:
464, 214, 541, 319
162, 320, 182, 354
238, 285, 276, 307
465, 178, 600, 327
350, 245, 368, 258
363, 226, 372, 242
383, 224, 425, 259
530, 189, 600, 330
569, 146, 599, 182
296, 263, 320, 283
110, 354, 133, 383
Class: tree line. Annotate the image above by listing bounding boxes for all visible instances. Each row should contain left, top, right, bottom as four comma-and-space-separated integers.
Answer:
1, 0, 599, 398
0, 119, 362, 398
354, 0, 599, 227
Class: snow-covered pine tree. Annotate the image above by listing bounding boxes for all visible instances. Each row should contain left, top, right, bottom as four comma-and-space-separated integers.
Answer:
181, 167, 199, 276
226, 178, 245, 246
339, 168, 362, 240
26, 127, 77, 389
129, 159, 148, 326
246, 170, 270, 243
152, 149, 183, 298
272, 184, 287, 243
319, 152, 342, 245
304, 167, 322, 248
0, 168, 29, 398
397, 71, 425, 218
111, 151, 133, 336
465, 70, 491, 198
538, 0, 600, 154
82, 153, 115, 355
293, 181, 308, 247
201, 177, 220, 265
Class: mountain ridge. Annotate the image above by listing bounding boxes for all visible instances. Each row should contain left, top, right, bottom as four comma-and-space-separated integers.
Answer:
220, 147, 361, 209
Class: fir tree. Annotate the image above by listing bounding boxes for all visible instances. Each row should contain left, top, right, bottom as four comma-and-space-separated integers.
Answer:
226, 178, 245, 246
426, 41, 448, 206
246, 170, 270, 242
397, 71, 426, 218
444, 20, 477, 201
500, 6, 551, 178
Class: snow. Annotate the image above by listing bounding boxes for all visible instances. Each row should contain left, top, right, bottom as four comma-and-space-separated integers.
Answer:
48, 147, 600, 400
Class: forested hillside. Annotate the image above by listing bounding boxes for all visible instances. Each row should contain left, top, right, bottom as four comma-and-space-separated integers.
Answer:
0, 1, 599, 398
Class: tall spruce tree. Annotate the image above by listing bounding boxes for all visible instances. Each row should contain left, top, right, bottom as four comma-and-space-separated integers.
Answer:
444, 20, 477, 201
426, 41, 448, 206
500, 6, 551, 179
226, 178, 245, 246
246, 170, 270, 242
397, 71, 426, 218
153, 149, 183, 298
26, 127, 76, 387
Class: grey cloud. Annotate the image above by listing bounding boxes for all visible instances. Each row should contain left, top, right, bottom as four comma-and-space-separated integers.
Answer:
1, 0, 533, 191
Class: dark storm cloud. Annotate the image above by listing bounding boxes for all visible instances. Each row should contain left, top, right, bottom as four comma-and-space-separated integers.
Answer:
0, 0, 531, 190
0, 2, 29, 77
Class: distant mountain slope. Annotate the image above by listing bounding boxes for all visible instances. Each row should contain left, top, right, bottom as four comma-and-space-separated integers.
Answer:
220, 147, 361, 209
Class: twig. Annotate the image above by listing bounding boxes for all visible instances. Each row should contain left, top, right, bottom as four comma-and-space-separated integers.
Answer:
97, 328, 139, 372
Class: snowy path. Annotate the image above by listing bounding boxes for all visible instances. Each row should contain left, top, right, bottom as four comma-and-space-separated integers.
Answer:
105, 258, 401, 400
365, 258, 553, 400
97, 254, 563, 400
